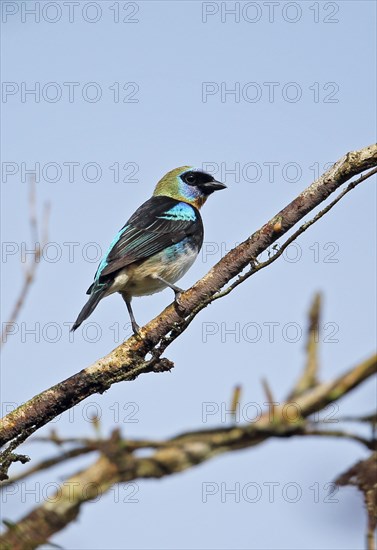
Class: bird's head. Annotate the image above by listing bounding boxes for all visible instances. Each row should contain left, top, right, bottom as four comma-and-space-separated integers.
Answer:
153, 166, 226, 209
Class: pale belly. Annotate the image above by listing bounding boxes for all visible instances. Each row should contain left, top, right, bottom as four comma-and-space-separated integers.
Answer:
108, 239, 199, 298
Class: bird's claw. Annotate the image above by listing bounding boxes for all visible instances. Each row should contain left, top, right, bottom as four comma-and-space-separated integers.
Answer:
174, 290, 185, 315
131, 321, 141, 336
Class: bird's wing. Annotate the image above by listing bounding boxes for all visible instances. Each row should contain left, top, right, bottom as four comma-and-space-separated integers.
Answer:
93, 196, 203, 283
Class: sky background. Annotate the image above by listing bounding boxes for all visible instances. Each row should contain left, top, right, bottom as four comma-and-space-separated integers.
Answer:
1, 1, 376, 548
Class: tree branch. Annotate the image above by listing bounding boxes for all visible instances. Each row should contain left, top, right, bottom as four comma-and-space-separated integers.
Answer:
1, 144, 376, 476
288, 292, 321, 398
336, 453, 377, 550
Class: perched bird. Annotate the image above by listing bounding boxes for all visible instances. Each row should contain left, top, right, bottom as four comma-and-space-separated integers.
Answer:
72, 166, 226, 334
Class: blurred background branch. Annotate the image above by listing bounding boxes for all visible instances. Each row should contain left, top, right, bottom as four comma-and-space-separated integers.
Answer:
336, 453, 377, 550
1, 177, 50, 351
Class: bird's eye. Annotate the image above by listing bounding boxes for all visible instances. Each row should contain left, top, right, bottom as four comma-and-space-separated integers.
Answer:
185, 173, 196, 184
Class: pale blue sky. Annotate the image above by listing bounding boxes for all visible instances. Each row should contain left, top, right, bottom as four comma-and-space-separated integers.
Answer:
1, 1, 376, 549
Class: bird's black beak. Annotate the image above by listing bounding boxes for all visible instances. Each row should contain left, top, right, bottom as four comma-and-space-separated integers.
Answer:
200, 180, 227, 193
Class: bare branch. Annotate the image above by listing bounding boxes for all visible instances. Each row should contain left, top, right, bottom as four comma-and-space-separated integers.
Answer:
1, 178, 50, 350
0, 446, 95, 487
289, 293, 321, 398
336, 453, 377, 550
229, 385, 242, 422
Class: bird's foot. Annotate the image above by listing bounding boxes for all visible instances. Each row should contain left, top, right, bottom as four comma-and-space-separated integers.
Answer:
131, 320, 141, 336
174, 289, 185, 315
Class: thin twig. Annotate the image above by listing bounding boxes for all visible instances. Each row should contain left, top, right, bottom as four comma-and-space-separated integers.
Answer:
1, 178, 50, 350
289, 293, 322, 398
303, 428, 376, 450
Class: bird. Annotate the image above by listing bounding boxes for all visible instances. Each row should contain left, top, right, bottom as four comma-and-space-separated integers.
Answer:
72, 166, 226, 334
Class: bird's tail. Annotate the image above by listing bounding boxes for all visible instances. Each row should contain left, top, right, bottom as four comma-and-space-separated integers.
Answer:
71, 283, 110, 332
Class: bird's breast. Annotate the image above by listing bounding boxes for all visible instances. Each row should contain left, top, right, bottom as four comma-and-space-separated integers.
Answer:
119, 238, 200, 297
